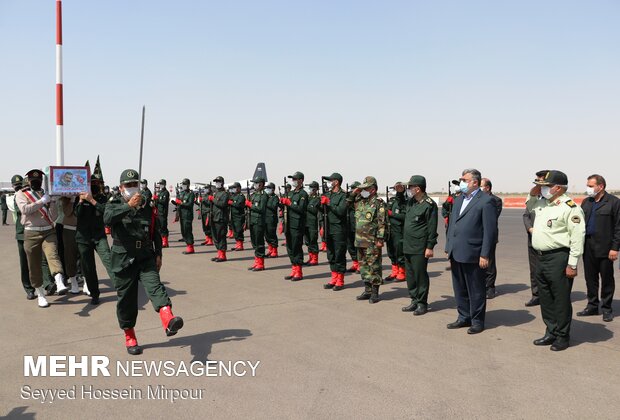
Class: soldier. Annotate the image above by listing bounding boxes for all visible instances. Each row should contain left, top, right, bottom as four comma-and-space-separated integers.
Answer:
15, 169, 68, 307
346, 181, 361, 273
265, 182, 280, 257
139, 179, 152, 209
59, 196, 80, 294
1, 192, 8, 225
75, 167, 113, 304
229, 182, 247, 251
246, 176, 268, 271
481, 178, 503, 299
385, 182, 407, 282
527, 170, 585, 351
104, 169, 183, 355
441, 180, 461, 233
320, 173, 348, 290
304, 181, 321, 266
199, 185, 215, 246
281, 171, 308, 281
154, 179, 170, 248
174, 178, 195, 254
7, 175, 55, 300
401, 176, 438, 315
348, 176, 386, 303
209, 176, 230, 262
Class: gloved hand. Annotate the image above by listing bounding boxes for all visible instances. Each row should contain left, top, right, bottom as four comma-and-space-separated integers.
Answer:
320, 196, 330, 205
245, 200, 252, 208
175, 198, 182, 204
227, 200, 233, 205
39, 194, 51, 205
280, 198, 292, 206
208, 195, 214, 202
153, 194, 158, 200
388, 210, 393, 216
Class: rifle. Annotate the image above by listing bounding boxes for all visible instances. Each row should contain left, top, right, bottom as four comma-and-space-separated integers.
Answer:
281, 177, 288, 235
208, 184, 214, 235
320, 177, 329, 238
172, 183, 180, 223
385, 186, 391, 242
245, 181, 251, 230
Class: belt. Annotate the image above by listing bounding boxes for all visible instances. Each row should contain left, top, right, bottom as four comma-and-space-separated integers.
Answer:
113, 239, 145, 249
25, 226, 54, 232
536, 247, 569, 256
63, 225, 77, 231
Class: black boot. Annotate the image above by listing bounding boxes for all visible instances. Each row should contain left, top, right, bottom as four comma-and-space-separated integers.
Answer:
356, 284, 372, 300
369, 285, 380, 304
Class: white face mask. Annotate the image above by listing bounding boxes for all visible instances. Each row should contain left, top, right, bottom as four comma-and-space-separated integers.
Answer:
454, 186, 461, 193
360, 190, 371, 198
140, 184, 146, 191
406, 189, 415, 198
541, 186, 553, 199
183, 185, 189, 191
215, 182, 223, 189
253, 183, 259, 189
331, 182, 337, 190
585, 186, 597, 198
122, 187, 140, 201
265, 188, 273, 195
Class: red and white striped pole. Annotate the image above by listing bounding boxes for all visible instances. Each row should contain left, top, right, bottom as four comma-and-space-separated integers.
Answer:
55, 0, 64, 165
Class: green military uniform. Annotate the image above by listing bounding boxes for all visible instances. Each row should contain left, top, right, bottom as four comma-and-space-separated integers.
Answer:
198, 188, 212, 243
386, 186, 407, 279
175, 179, 195, 248
264, 183, 280, 254
349, 176, 386, 303
75, 169, 113, 303
154, 179, 170, 240
1, 192, 8, 225
346, 181, 360, 271
284, 172, 308, 269
249, 177, 268, 260
402, 176, 438, 314
304, 181, 321, 256
104, 169, 183, 355
140, 179, 152, 209
229, 182, 247, 245
210, 176, 230, 256
322, 173, 348, 276
526, 170, 585, 351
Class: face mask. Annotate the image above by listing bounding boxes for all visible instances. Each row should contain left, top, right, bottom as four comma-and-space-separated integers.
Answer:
253, 183, 259, 189
331, 182, 337, 190
265, 188, 273, 195
585, 187, 597, 198
104, 188, 110, 194
122, 187, 140, 201
30, 179, 42, 191
140, 184, 146, 191
406, 189, 415, 198
360, 190, 371, 198
215, 182, 223, 189
183, 185, 189, 191
459, 181, 469, 194
14, 185, 21, 192
454, 186, 461, 193
541, 186, 553, 199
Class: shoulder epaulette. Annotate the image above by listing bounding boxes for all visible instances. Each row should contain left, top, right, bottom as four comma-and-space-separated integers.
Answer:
565, 199, 577, 208
425, 197, 434, 204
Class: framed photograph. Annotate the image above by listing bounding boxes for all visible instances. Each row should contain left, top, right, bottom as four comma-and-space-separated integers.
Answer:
46, 166, 91, 196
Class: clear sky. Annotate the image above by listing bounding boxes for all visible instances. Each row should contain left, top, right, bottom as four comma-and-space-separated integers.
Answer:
1, 0, 618, 193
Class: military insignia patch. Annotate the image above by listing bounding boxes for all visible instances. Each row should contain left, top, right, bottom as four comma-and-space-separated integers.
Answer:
571, 215, 581, 223
566, 200, 577, 208
127, 171, 135, 177
547, 220, 552, 228
365, 212, 372, 220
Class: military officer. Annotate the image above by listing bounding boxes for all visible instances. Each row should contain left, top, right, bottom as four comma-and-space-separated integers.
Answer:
401, 176, 438, 315
281, 171, 308, 281
209, 176, 230, 262
104, 169, 183, 355
304, 181, 321, 266
75, 168, 113, 304
154, 179, 170, 248
246, 176, 268, 271
527, 170, 585, 351
321, 173, 348, 290
229, 182, 247, 251
140, 179, 152, 208
346, 181, 361, 273
348, 176, 386, 303
174, 178, 195, 254
265, 182, 280, 257
385, 182, 407, 282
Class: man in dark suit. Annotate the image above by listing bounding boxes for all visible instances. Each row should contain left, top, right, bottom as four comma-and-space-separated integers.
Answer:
445, 168, 498, 334
578, 174, 620, 322
481, 178, 502, 299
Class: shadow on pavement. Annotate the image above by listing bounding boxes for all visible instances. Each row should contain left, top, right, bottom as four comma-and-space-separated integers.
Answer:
142, 329, 253, 362
570, 319, 614, 346
496, 283, 529, 295
485, 309, 536, 330
1, 406, 36, 419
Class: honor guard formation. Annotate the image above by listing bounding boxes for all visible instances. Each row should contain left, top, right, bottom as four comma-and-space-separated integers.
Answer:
3, 163, 619, 354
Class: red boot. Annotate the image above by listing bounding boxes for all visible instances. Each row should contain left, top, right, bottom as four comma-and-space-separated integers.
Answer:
217, 250, 227, 262
124, 328, 142, 355
159, 306, 184, 337
232, 240, 244, 251
253, 257, 265, 271
320, 241, 327, 252
347, 260, 359, 273
384, 264, 398, 282
270, 246, 278, 258
211, 250, 222, 262
248, 257, 258, 271
323, 272, 337, 289
162, 236, 169, 248
395, 265, 406, 282
183, 244, 195, 254
333, 273, 345, 291
227, 229, 234, 238
292, 265, 303, 281
284, 266, 296, 280
310, 252, 319, 265
205, 236, 214, 246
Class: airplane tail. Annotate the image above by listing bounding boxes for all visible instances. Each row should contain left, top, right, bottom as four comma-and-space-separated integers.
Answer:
252, 162, 267, 182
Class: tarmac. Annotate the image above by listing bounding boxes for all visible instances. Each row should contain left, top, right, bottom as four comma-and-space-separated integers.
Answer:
1, 209, 618, 419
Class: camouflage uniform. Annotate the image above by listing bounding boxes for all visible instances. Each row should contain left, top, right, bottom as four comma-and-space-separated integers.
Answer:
348, 176, 386, 303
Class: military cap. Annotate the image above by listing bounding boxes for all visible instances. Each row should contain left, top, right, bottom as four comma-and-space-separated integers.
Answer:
350, 181, 360, 189
535, 170, 550, 178
451, 179, 460, 186
323, 173, 342, 184
11, 174, 24, 186
181, 178, 191, 185
358, 176, 377, 189
534, 170, 568, 186
120, 169, 140, 185
140, 179, 148, 185
266, 182, 276, 189
307, 181, 319, 189
213, 176, 224, 183
232, 182, 241, 188
158, 179, 167, 186
407, 175, 426, 188
288, 171, 304, 180
252, 176, 266, 183
25, 169, 43, 180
